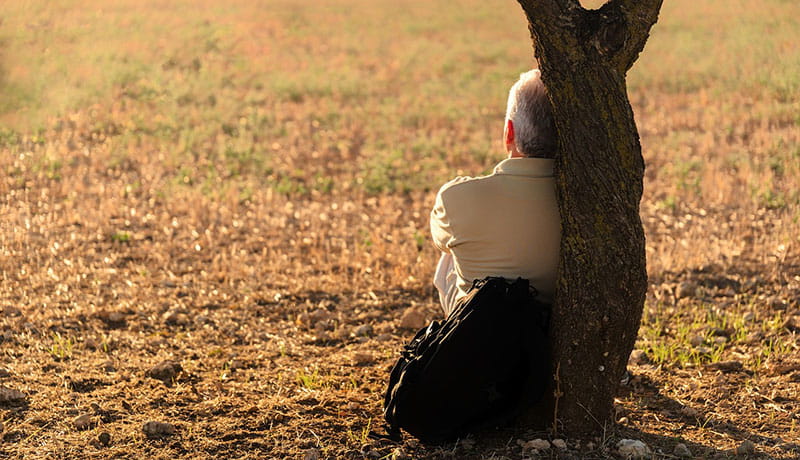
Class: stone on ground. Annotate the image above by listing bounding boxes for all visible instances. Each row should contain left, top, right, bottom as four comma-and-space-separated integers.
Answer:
617, 439, 650, 459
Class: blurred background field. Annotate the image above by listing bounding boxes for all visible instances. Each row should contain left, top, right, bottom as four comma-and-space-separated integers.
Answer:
1, 0, 799, 458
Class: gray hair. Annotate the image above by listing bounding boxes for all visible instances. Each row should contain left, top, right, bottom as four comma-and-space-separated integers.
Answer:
505, 69, 557, 158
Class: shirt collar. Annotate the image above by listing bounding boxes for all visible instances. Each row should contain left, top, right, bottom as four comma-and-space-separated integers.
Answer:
493, 158, 555, 177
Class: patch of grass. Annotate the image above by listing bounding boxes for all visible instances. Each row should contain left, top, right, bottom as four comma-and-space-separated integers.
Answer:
296, 368, 326, 390
111, 231, 131, 243
48, 333, 75, 360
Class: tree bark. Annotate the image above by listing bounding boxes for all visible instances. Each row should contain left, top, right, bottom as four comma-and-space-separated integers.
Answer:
515, 0, 663, 435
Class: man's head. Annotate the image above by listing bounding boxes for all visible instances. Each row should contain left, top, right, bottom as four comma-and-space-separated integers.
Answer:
504, 69, 557, 159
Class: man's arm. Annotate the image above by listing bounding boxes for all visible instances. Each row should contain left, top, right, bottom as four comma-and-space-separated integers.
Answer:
430, 188, 454, 253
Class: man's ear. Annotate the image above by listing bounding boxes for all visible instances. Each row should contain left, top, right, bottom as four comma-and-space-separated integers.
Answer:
505, 119, 515, 147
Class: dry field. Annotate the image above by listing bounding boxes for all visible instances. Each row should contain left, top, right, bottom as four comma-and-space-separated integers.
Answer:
1, 0, 799, 458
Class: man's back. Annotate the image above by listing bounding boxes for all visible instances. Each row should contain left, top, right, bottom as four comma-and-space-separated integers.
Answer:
430, 157, 561, 306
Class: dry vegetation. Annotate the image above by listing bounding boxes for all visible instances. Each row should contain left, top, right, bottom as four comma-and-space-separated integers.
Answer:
1, 0, 799, 458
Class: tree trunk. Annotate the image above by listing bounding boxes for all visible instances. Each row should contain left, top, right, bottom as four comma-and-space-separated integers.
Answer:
515, 0, 663, 435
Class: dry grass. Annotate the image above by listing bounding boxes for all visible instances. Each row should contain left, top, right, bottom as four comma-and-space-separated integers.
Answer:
1, 0, 799, 458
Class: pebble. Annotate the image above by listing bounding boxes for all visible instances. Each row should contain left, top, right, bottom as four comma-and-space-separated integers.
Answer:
352, 324, 373, 337
674, 443, 692, 458
3, 306, 22, 317
617, 439, 650, 458
552, 438, 567, 449
98, 311, 126, 328
98, 431, 111, 446
706, 360, 743, 373
689, 334, 705, 347
146, 360, 182, 382
376, 333, 393, 342
628, 349, 648, 365
142, 420, 176, 437
303, 448, 320, 460
73, 413, 92, 430
314, 320, 335, 332
0, 386, 27, 405
522, 439, 550, 451
309, 309, 331, 323
675, 282, 696, 299
164, 312, 190, 327
680, 406, 699, 417
0, 369, 10, 378
399, 308, 427, 330
735, 439, 755, 455
352, 352, 374, 365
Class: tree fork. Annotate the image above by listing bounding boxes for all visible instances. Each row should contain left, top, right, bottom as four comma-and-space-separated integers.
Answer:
515, 0, 663, 435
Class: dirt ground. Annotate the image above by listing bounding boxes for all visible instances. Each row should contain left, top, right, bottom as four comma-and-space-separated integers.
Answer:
1, 165, 798, 458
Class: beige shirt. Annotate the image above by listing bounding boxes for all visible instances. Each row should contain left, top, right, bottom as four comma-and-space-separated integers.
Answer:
430, 158, 561, 304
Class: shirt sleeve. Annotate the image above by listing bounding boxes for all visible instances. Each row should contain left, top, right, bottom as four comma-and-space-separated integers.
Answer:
430, 186, 454, 253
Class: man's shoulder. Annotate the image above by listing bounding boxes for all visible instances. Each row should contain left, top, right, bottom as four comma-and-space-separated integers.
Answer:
437, 172, 496, 200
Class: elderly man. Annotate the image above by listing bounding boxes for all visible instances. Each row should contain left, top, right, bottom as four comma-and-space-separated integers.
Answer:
431, 69, 561, 316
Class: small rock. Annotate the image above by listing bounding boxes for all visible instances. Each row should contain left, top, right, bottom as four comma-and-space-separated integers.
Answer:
352, 352, 374, 365
101, 360, 116, 373
146, 360, 182, 382
0, 386, 27, 405
689, 334, 705, 347
736, 439, 756, 455
73, 414, 92, 431
98, 431, 111, 446
680, 406, 699, 418
309, 309, 331, 323
352, 324, 373, 337
0, 369, 10, 378
97, 311, 126, 328
676, 282, 696, 299
706, 360, 743, 373
742, 312, 755, 322
628, 349, 648, 365
713, 336, 728, 345
164, 312, 190, 327
674, 443, 692, 458
303, 449, 320, 460
696, 345, 713, 355
142, 420, 176, 437
768, 296, 786, 309
552, 439, 567, 450
229, 359, 247, 371
523, 439, 550, 451
618, 439, 650, 459
376, 333, 393, 342
399, 308, 427, 330
3, 306, 22, 317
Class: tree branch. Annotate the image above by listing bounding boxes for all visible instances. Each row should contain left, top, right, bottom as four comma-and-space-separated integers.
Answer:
517, 0, 663, 74
608, 0, 664, 72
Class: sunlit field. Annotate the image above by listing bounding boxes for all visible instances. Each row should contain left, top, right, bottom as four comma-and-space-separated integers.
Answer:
1, 0, 798, 458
